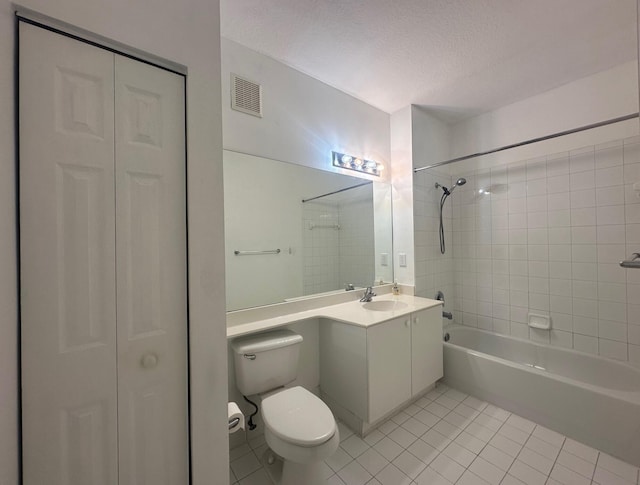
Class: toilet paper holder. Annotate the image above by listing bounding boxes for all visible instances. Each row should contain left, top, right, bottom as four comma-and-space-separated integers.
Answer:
228, 417, 241, 431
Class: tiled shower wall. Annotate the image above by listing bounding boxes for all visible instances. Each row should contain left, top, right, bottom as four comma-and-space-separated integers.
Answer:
302, 197, 374, 295
415, 136, 640, 364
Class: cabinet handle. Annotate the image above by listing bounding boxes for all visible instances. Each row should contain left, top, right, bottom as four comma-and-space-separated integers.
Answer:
405, 320, 410, 327
413, 317, 419, 325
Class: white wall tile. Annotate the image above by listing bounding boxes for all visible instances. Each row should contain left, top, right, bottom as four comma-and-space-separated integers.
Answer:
416, 137, 634, 361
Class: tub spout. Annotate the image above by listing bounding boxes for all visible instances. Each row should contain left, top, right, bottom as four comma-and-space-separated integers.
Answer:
443, 311, 453, 320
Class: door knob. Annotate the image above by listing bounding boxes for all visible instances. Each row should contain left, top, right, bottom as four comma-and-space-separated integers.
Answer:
141, 353, 158, 369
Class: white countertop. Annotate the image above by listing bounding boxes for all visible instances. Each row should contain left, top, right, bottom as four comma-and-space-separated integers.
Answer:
227, 294, 442, 338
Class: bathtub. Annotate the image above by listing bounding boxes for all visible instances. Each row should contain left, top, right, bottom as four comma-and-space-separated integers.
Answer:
443, 325, 640, 467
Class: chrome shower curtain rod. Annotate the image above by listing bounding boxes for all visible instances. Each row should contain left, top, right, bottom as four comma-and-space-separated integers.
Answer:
414, 113, 640, 173
302, 181, 372, 203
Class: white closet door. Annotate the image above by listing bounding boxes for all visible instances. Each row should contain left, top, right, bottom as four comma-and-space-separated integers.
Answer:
114, 56, 188, 484
20, 23, 118, 485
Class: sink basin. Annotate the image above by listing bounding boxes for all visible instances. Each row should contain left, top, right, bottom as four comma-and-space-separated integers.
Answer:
362, 300, 409, 312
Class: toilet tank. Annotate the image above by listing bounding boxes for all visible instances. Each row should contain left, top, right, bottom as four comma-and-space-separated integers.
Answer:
230, 329, 303, 396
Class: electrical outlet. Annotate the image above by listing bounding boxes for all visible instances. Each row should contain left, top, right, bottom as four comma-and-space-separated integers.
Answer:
380, 253, 388, 266
399, 253, 407, 267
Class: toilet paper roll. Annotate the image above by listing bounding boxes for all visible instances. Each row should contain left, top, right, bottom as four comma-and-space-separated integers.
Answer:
228, 402, 245, 434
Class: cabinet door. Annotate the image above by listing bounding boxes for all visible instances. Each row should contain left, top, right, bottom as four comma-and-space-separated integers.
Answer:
411, 307, 444, 396
367, 317, 411, 422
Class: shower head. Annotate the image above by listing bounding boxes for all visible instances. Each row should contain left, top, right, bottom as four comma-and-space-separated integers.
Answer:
448, 177, 467, 194
435, 177, 466, 196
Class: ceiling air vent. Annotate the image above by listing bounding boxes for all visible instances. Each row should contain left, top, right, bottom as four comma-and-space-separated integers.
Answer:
231, 74, 262, 118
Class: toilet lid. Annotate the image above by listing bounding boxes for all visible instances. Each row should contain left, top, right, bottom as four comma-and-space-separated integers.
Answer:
261, 386, 336, 447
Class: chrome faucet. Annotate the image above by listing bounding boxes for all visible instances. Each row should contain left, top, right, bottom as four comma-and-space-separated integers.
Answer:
360, 287, 376, 302
345, 283, 355, 291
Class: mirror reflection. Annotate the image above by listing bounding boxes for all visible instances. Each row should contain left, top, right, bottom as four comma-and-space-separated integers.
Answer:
223, 150, 393, 311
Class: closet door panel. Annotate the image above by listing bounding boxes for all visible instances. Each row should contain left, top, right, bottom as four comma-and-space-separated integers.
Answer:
19, 23, 117, 485
114, 55, 188, 484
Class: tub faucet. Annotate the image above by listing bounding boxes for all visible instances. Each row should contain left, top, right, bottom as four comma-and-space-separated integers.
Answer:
360, 287, 376, 302
443, 311, 453, 320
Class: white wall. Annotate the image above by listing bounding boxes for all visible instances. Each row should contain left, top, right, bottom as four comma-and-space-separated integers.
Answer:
390, 106, 414, 285
450, 61, 639, 161
0, 2, 227, 484
411, 107, 453, 301
221, 38, 390, 179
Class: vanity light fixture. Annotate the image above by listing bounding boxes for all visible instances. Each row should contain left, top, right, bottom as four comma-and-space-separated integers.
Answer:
332, 151, 383, 176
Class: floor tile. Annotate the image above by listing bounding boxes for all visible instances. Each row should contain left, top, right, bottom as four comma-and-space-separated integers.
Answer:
468, 456, 505, 484
376, 420, 397, 435
517, 447, 554, 476
508, 459, 547, 485
341, 434, 370, 458
562, 438, 598, 463
406, 438, 439, 464
337, 459, 373, 485
390, 410, 411, 425
479, 444, 515, 471
593, 466, 637, 485
414, 408, 440, 427
432, 419, 463, 440
238, 468, 271, 485
462, 395, 488, 411
228, 384, 640, 485
374, 463, 412, 485
488, 433, 522, 458
444, 388, 468, 402
555, 449, 595, 478
498, 423, 530, 445
454, 430, 486, 454
400, 416, 430, 437
326, 446, 354, 472
229, 443, 252, 461
326, 474, 347, 485
471, 412, 502, 432
523, 435, 560, 461
465, 421, 496, 442
356, 448, 389, 476
505, 415, 536, 434
338, 421, 355, 442
482, 404, 511, 422
549, 462, 591, 485
387, 426, 417, 448
442, 440, 476, 467
372, 436, 404, 461
457, 469, 491, 484
414, 467, 454, 485
392, 450, 427, 479
429, 453, 466, 483
230, 452, 262, 480
425, 401, 450, 418
453, 402, 481, 419
422, 428, 452, 451
530, 424, 564, 447
362, 429, 385, 447
597, 452, 640, 482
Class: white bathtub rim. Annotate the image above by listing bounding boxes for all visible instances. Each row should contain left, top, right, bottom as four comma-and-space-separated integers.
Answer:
443, 325, 640, 405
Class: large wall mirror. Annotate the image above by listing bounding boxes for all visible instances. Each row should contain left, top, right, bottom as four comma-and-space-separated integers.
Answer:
224, 150, 393, 311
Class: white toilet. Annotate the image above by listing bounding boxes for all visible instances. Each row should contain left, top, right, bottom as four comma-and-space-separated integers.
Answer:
231, 329, 339, 485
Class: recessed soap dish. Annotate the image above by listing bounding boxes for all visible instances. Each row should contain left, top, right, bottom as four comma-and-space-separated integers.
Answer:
528, 313, 551, 330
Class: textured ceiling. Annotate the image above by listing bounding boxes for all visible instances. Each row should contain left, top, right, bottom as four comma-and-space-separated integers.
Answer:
220, 0, 638, 122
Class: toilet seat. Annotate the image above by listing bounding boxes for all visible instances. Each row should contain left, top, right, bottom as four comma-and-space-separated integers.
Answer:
262, 386, 336, 447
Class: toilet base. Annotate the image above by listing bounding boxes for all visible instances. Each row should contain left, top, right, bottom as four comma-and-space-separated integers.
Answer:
261, 448, 326, 485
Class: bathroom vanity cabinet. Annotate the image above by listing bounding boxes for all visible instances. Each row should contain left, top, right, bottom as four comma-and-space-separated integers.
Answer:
320, 306, 443, 429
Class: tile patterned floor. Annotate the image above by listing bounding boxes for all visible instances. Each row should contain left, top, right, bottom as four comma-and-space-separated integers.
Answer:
229, 383, 640, 485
